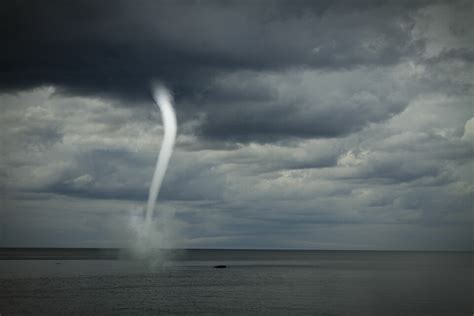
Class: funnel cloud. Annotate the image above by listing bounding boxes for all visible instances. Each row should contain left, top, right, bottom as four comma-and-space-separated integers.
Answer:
145, 85, 177, 224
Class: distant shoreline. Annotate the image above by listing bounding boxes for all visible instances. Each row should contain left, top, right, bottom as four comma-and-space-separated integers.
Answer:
0, 248, 470, 260
0, 248, 126, 260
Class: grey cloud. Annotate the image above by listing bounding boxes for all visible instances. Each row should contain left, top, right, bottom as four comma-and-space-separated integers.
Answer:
0, 0, 434, 143
1, 0, 473, 250
196, 67, 413, 142
24, 147, 228, 202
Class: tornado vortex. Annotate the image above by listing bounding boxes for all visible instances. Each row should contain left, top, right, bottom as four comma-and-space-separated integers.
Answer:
145, 85, 177, 224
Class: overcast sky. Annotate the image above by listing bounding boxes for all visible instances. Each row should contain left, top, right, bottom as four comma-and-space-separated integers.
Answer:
1, 0, 472, 250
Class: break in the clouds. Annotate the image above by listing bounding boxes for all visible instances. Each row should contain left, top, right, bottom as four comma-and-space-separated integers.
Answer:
0, 0, 472, 250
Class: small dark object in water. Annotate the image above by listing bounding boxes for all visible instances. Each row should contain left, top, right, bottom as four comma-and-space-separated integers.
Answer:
214, 265, 227, 269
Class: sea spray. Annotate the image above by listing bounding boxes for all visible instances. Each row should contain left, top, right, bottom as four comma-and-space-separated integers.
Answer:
128, 206, 182, 265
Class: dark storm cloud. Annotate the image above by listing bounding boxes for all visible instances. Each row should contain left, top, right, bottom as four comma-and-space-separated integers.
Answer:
1, 0, 436, 142
196, 67, 413, 142
1, 0, 472, 250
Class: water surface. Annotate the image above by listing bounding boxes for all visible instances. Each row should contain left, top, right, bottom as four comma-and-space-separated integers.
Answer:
0, 250, 472, 315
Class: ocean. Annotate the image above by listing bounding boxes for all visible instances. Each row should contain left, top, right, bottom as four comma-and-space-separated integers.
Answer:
0, 250, 472, 315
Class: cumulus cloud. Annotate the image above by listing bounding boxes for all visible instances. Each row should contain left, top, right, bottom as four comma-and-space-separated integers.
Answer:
0, 0, 472, 250
197, 66, 414, 141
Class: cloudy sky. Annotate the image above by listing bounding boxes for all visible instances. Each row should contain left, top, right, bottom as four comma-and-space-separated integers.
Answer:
1, 0, 472, 250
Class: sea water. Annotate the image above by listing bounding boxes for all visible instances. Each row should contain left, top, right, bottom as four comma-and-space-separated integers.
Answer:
0, 250, 472, 315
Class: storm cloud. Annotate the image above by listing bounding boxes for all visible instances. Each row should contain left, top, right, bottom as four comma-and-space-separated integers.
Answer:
0, 0, 472, 250
3, 0, 459, 141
